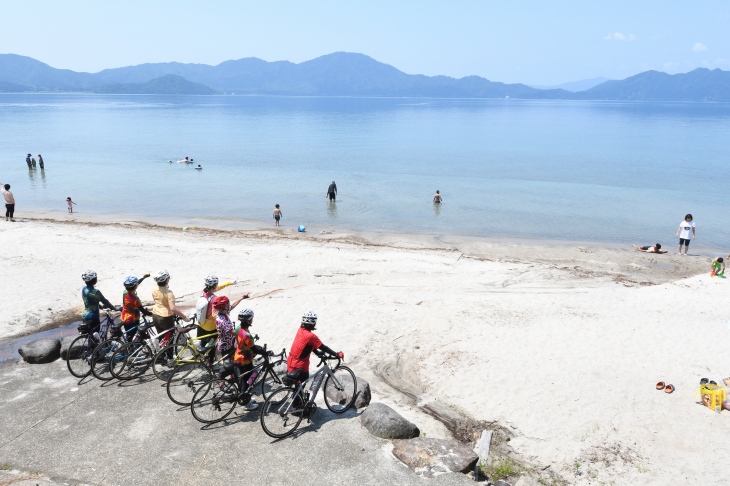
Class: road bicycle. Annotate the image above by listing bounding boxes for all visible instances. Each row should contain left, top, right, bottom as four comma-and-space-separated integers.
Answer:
66, 307, 117, 378
109, 316, 192, 380
89, 319, 142, 381
259, 353, 356, 438
190, 345, 287, 424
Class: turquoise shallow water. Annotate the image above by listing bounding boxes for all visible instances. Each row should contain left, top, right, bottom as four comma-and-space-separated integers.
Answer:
1, 94, 729, 248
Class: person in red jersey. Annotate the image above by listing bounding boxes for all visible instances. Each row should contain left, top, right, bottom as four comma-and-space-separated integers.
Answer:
285, 311, 342, 385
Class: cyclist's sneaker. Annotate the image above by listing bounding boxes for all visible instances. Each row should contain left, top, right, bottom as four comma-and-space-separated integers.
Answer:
245, 399, 258, 411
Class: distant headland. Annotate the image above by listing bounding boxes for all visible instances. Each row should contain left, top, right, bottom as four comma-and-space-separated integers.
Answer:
1, 52, 728, 101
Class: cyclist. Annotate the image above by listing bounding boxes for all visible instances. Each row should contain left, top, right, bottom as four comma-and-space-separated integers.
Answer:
219, 307, 266, 410
285, 311, 342, 385
151, 270, 189, 336
80, 270, 116, 336
117, 274, 152, 341
195, 275, 248, 349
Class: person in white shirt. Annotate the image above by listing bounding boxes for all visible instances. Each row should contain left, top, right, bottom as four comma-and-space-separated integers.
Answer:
2, 183, 15, 222
675, 213, 696, 256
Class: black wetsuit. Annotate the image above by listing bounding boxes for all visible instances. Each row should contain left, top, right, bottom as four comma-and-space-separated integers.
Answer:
327, 183, 337, 201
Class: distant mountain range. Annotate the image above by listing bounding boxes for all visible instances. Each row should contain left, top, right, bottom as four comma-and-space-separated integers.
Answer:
528, 77, 612, 92
1, 52, 729, 101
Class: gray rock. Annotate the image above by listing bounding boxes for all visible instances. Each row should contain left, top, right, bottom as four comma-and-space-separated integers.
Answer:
495, 481, 511, 486
392, 437, 479, 478
59, 336, 79, 360
325, 374, 371, 409
18, 338, 61, 364
360, 403, 419, 439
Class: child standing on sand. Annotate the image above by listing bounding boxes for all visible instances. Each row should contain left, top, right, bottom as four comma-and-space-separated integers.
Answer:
66, 197, 76, 213
273, 204, 282, 226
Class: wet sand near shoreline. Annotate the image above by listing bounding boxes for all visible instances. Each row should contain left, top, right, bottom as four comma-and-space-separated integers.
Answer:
0, 215, 727, 484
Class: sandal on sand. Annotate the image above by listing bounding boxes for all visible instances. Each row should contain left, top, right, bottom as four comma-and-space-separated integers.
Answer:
664, 384, 675, 394
656, 381, 666, 390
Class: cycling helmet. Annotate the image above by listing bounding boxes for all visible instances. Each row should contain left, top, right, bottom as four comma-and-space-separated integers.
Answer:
301, 311, 317, 329
124, 275, 139, 289
154, 270, 170, 283
212, 295, 230, 310
203, 274, 219, 289
82, 270, 97, 282
238, 308, 254, 320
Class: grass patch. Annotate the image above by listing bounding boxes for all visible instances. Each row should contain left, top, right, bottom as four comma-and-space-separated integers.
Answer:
0, 463, 12, 470
481, 459, 519, 482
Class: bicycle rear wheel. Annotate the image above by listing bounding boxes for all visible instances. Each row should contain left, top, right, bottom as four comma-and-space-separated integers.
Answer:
166, 362, 212, 406
190, 378, 238, 424
254, 368, 281, 402
323, 365, 357, 413
260, 387, 303, 439
152, 343, 193, 381
110, 342, 153, 380
66, 335, 95, 378
90, 338, 123, 381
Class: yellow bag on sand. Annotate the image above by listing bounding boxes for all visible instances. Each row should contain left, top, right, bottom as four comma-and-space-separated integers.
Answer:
699, 384, 727, 413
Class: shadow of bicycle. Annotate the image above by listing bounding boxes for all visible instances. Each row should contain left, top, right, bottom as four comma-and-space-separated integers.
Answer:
268, 404, 362, 443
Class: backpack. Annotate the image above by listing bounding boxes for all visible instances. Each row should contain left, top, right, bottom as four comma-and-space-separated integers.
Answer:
195, 294, 213, 325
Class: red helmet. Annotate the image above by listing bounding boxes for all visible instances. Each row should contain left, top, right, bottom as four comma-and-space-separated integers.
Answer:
212, 295, 230, 310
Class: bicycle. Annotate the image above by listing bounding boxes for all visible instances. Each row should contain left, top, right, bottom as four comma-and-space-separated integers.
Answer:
190, 345, 287, 424
150, 318, 198, 381
259, 353, 356, 438
89, 319, 142, 381
109, 316, 191, 381
66, 307, 117, 378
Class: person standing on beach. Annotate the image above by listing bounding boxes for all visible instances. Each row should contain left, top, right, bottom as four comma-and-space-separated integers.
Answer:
151, 270, 189, 336
66, 197, 76, 213
38, 154, 44, 169
195, 275, 248, 350
25, 154, 32, 169
273, 204, 282, 226
433, 190, 443, 203
2, 183, 15, 222
675, 214, 696, 256
326, 181, 337, 202
31, 157, 36, 169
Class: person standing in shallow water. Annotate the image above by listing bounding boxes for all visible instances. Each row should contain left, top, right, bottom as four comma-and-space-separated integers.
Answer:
433, 190, 443, 203
326, 181, 337, 202
272, 204, 282, 226
38, 154, 44, 169
2, 183, 15, 221
25, 154, 32, 169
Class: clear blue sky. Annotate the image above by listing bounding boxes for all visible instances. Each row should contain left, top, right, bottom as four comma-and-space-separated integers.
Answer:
1, 1, 728, 85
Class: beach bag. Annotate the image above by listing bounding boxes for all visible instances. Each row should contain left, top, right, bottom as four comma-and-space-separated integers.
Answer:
195, 295, 212, 325
699, 384, 727, 413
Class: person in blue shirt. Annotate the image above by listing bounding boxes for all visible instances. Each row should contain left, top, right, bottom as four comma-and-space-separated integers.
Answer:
81, 270, 116, 332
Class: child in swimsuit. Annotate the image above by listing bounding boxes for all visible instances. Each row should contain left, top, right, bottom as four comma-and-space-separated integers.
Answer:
66, 197, 76, 213
433, 190, 442, 203
273, 204, 282, 227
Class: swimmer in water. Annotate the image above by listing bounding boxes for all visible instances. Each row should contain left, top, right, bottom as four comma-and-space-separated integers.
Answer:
195, 165, 202, 170
178, 157, 189, 164
433, 190, 442, 203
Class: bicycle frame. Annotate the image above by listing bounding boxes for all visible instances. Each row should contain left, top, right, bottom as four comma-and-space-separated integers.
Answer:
282, 357, 344, 413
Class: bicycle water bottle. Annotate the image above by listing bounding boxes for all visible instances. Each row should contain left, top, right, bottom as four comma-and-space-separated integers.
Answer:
246, 371, 258, 386
92, 331, 100, 342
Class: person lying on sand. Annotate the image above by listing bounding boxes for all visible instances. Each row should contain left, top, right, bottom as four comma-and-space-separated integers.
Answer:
632, 243, 667, 254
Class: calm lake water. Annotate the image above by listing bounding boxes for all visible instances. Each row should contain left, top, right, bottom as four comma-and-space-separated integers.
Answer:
1, 94, 729, 248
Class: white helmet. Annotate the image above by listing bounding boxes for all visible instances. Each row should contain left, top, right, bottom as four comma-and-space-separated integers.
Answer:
154, 270, 170, 283
238, 308, 254, 320
203, 275, 219, 289
82, 270, 97, 282
301, 311, 317, 329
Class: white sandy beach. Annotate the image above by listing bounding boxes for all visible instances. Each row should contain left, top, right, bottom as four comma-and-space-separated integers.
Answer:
1, 216, 728, 484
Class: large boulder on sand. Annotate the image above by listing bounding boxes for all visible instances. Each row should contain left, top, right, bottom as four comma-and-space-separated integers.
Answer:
325, 375, 372, 409
392, 437, 479, 478
18, 338, 61, 364
60, 336, 79, 360
360, 403, 419, 439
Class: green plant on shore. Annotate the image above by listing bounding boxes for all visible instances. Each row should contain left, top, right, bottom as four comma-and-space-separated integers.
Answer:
481, 459, 519, 481
0, 462, 12, 470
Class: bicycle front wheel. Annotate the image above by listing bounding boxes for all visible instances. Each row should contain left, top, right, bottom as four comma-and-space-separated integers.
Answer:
190, 378, 238, 424
323, 365, 357, 413
66, 335, 94, 378
110, 342, 153, 380
255, 367, 282, 402
152, 343, 193, 381
90, 338, 123, 381
260, 387, 303, 439
166, 362, 212, 406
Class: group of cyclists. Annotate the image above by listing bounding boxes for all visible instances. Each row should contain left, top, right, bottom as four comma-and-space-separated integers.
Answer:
80, 269, 343, 410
